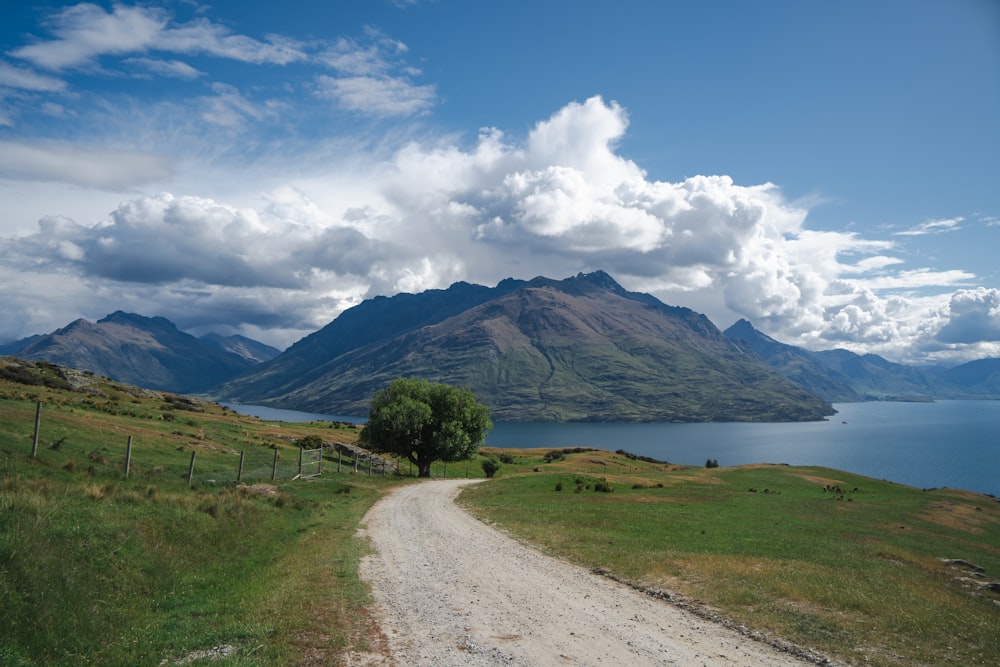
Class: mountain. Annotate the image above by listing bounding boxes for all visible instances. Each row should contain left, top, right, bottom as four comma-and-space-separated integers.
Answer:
214, 271, 834, 422
723, 320, 861, 402
0, 334, 42, 355
937, 358, 1000, 396
199, 333, 281, 364
13, 312, 260, 394
724, 319, 960, 401
209, 278, 527, 404
810, 348, 957, 400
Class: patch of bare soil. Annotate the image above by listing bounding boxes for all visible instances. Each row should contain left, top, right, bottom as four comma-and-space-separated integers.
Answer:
357, 479, 831, 666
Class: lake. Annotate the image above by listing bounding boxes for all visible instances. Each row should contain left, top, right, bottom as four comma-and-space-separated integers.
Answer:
222, 400, 1000, 497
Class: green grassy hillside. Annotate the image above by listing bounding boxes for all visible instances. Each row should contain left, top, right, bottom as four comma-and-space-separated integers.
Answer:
460, 449, 1000, 667
0, 357, 405, 666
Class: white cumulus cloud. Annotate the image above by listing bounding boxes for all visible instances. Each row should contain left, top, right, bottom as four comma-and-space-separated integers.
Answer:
0, 95, 989, 360
936, 288, 1000, 344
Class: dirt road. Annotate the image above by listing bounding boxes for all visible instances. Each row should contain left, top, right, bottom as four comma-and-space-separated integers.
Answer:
355, 479, 820, 666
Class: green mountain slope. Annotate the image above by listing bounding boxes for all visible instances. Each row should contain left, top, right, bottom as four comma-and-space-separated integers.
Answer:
216, 272, 834, 422
724, 319, 862, 402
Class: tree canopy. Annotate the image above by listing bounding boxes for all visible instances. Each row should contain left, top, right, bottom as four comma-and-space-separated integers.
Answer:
359, 377, 493, 477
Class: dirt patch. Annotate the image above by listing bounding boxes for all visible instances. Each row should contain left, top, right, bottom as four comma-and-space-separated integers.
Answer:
239, 483, 279, 497
791, 472, 848, 488
921, 500, 997, 534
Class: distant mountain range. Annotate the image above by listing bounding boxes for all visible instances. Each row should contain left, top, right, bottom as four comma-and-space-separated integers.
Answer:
4, 271, 999, 421
722, 318, 1000, 401
2, 312, 279, 394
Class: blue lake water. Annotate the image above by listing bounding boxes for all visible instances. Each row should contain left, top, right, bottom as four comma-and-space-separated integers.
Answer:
221, 403, 365, 424
222, 400, 1000, 497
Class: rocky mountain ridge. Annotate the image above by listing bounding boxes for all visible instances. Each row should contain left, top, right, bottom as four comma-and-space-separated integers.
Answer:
214, 271, 834, 421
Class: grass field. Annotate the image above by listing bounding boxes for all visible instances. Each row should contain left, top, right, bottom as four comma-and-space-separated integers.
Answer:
0, 358, 414, 666
3, 357, 999, 666
459, 447, 1000, 666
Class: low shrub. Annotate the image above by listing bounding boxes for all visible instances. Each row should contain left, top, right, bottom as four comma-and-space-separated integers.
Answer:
616, 449, 670, 465
481, 458, 501, 478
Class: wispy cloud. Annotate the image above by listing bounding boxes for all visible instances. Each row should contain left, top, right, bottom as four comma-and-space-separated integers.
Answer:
9, 4, 307, 70
0, 60, 67, 91
8, 4, 436, 122
894, 216, 964, 236
316, 29, 435, 117
0, 140, 172, 189
124, 57, 202, 79
10, 4, 169, 71
316, 74, 435, 117
199, 82, 281, 129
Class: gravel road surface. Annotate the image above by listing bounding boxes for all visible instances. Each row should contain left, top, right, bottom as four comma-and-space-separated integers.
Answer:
355, 479, 819, 666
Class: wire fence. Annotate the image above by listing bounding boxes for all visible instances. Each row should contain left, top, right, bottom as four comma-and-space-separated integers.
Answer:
18, 400, 408, 487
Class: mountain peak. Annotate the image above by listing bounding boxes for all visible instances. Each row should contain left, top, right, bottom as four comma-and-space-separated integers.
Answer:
98, 311, 173, 328
575, 269, 620, 289
519, 269, 627, 297
724, 319, 776, 344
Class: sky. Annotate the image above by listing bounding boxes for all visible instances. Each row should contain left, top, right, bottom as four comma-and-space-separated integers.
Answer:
0, 0, 998, 365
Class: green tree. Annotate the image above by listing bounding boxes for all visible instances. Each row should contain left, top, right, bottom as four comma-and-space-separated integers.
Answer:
359, 377, 493, 478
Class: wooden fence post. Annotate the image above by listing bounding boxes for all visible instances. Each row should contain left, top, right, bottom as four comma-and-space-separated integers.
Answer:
187, 451, 196, 486
124, 435, 133, 478
298, 448, 303, 477
237, 450, 245, 482
31, 401, 41, 458
271, 448, 278, 481
337, 448, 342, 473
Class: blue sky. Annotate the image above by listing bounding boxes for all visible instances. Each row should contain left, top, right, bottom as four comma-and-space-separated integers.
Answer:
0, 0, 998, 364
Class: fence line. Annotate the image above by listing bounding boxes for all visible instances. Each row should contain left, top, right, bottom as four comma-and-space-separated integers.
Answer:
22, 400, 409, 486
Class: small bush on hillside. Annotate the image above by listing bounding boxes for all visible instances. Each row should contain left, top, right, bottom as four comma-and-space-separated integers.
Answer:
481, 458, 500, 478
498, 453, 515, 464
706, 458, 719, 468
593, 481, 614, 493
294, 435, 325, 450
543, 450, 565, 462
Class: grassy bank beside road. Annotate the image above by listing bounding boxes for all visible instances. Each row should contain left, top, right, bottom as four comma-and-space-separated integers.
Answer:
0, 358, 405, 666
461, 448, 1000, 667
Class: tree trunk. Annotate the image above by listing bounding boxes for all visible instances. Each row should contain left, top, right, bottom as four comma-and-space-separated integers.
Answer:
408, 452, 432, 478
